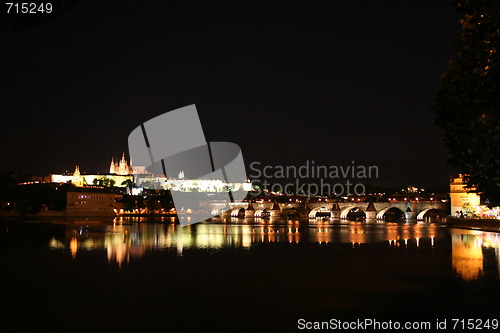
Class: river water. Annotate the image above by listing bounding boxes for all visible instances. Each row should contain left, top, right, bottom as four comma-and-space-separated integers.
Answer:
0, 217, 499, 331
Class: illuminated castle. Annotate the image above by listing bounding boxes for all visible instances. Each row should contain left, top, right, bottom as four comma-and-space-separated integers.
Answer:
51, 153, 251, 193
109, 153, 133, 175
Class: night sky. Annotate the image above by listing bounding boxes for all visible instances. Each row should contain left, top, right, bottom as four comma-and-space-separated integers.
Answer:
1, 0, 460, 188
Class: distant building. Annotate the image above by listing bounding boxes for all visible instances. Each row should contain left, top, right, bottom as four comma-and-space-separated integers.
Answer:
51, 153, 135, 189
164, 171, 252, 192
66, 189, 116, 216
109, 152, 149, 175
50, 154, 252, 193
450, 174, 481, 216
71, 165, 84, 187
109, 153, 133, 175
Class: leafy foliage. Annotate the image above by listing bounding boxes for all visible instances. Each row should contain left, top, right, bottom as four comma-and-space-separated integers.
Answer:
435, 0, 500, 205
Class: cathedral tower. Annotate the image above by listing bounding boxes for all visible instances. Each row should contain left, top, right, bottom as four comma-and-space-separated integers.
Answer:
109, 153, 133, 175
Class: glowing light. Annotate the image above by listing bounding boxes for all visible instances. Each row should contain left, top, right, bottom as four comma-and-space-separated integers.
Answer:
70, 238, 78, 259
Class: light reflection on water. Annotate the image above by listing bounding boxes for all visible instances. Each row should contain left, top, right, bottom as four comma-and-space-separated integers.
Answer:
45, 217, 500, 281
450, 229, 500, 281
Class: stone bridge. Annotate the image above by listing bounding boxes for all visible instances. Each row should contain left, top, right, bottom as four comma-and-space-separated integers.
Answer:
217, 201, 449, 222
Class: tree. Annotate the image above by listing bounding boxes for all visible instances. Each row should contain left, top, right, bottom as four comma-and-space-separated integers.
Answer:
121, 179, 133, 193
434, 0, 500, 206
95, 177, 116, 187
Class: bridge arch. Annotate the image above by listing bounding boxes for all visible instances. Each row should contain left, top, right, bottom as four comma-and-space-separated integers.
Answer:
254, 209, 269, 218
230, 207, 245, 218
308, 206, 331, 218
377, 206, 391, 219
376, 206, 405, 221
341, 206, 366, 220
417, 208, 446, 222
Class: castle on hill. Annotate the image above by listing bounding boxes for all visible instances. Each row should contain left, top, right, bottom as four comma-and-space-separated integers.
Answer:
109, 153, 133, 175
50, 153, 251, 193
109, 153, 147, 175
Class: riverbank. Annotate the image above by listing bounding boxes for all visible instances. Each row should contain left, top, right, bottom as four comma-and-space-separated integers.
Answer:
447, 218, 500, 233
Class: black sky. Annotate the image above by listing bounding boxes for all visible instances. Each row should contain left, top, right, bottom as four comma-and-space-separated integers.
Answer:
0, 0, 460, 187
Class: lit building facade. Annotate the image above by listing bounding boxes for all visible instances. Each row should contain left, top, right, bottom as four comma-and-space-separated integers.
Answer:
450, 174, 481, 216
51, 154, 252, 193
51, 165, 133, 188
66, 190, 116, 216
164, 171, 252, 192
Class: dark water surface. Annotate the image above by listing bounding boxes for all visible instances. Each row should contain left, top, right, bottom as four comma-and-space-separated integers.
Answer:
0, 217, 499, 331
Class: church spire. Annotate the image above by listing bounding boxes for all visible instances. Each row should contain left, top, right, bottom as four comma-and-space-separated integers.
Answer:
110, 157, 116, 174
71, 165, 83, 187
116, 152, 131, 175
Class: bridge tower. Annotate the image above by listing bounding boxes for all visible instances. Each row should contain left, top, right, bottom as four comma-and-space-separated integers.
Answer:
366, 202, 377, 220
245, 203, 255, 218
405, 206, 416, 221
331, 203, 341, 219
270, 202, 281, 217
